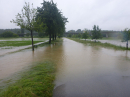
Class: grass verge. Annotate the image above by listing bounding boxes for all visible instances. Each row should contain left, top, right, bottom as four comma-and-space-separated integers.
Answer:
0, 61, 56, 97
68, 38, 130, 50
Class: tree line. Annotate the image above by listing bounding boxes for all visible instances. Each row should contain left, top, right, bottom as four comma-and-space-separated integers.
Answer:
67, 25, 130, 49
11, 0, 68, 50
67, 25, 102, 41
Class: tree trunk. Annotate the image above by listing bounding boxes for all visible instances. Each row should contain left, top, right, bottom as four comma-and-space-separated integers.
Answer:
53, 34, 54, 40
55, 34, 56, 40
49, 33, 51, 44
31, 30, 34, 51
126, 40, 128, 49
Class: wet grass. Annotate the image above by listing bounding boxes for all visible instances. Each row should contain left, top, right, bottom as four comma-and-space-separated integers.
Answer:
0, 41, 44, 47
69, 38, 130, 50
0, 61, 56, 97
0, 38, 63, 97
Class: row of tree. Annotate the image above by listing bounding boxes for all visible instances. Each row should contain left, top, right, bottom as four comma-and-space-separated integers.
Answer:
11, 0, 68, 50
68, 25, 102, 41
0, 31, 18, 38
68, 25, 130, 49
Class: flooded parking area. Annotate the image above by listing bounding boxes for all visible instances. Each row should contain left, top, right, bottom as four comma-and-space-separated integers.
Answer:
0, 38, 130, 96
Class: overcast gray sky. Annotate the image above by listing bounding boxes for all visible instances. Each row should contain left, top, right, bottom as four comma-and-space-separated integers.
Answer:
0, 0, 130, 31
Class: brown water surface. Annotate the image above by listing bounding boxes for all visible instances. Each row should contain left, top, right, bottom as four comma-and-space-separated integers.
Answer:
0, 38, 130, 97
53, 38, 130, 97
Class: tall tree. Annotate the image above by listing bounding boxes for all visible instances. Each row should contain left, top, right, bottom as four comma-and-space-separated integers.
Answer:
11, 2, 45, 51
122, 28, 130, 49
37, 0, 68, 43
91, 25, 102, 42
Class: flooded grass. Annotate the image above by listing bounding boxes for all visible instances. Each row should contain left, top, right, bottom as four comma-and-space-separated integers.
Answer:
0, 38, 63, 97
0, 41, 44, 47
69, 38, 130, 50
0, 38, 48, 41
0, 61, 56, 97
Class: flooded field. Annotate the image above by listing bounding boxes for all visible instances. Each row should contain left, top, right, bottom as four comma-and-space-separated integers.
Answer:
0, 38, 48, 41
0, 38, 48, 56
82, 39, 130, 48
0, 38, 130, 96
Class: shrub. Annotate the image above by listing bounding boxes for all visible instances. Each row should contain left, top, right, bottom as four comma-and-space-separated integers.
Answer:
0, 31, 19, 38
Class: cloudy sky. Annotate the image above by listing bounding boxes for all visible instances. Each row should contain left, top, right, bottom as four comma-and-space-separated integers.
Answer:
0, 0, 130, 31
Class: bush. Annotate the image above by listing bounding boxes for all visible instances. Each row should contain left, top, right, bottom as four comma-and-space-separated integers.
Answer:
0, 31, 19, 38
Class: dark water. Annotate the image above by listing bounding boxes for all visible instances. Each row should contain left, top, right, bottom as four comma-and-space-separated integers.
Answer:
0, 38, 130, 97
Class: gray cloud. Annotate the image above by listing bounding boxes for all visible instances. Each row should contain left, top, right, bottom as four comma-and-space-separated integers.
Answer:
0, 0, 130, 31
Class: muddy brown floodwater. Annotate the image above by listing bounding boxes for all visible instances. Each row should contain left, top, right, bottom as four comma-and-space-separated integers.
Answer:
0, 38, 130, 97
53, 38, 130, 97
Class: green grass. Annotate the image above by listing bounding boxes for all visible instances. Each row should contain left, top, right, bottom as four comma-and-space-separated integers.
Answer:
0, 61, 56, 97
0, 41, 44, 47
69, 38, 130, 50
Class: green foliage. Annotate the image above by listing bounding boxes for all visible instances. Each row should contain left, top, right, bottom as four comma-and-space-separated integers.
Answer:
68, 33, 72, 37
38, 32, 47, 38
0, 31, 18, 38
72, 34, 77, 38
11, 2, 45, 32
26, 33, 30, 37
82, 30, 88, 40
11, 2, 46, 50
122, 28, 130, 49
122, 28, 130, 41
77, 33, 82, 39
91, 25, 102, 40
0, 61, 56, 97
37, 0, 68, 43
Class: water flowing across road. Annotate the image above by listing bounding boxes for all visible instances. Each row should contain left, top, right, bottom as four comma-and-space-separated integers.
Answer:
0, 38, 130, 96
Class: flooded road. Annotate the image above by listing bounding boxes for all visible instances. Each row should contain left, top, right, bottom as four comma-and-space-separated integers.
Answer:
53, 38, 130, 97
0, 38, 130, 96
